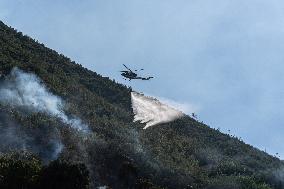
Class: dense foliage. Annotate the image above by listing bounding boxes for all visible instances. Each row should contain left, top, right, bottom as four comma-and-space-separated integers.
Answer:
0, 152, 89, 189
0, 20, 283, 188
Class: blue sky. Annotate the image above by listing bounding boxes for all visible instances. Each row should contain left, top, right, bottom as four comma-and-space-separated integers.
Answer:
1, 0, 284, 158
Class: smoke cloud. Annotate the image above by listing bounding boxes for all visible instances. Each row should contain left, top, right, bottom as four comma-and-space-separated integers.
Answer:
0, 110, 63, 162
0, 112, 28, 151
131, 92, 184, 129
0, 67, 89, 133
273, 167, 284, 185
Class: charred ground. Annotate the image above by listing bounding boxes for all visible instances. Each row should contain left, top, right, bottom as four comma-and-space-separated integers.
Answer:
0, 21, 283, 189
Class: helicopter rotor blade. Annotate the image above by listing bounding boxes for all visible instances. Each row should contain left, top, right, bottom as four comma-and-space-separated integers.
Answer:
134, 69, 144, 71
123, 64, 133, 72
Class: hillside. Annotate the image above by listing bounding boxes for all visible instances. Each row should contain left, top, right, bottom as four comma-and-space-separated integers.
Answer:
0, 20, 283, 189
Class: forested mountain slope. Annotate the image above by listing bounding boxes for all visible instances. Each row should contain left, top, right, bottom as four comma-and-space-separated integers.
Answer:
0, 21, 283, 189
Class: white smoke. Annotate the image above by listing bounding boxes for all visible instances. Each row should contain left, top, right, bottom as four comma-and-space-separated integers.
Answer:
131, 92, 184, 129
97, 186, 107, 189
0, 68, 89, 133
50, 140, 64, 160
0, 110, 64, 162
274, 167, 284, 184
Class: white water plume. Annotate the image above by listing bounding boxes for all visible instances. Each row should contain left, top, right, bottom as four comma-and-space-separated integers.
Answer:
131, 92, 184, 129
0, 67, 89, 133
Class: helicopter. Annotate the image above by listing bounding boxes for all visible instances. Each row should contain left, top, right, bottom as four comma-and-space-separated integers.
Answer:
120, 64, 154, 81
